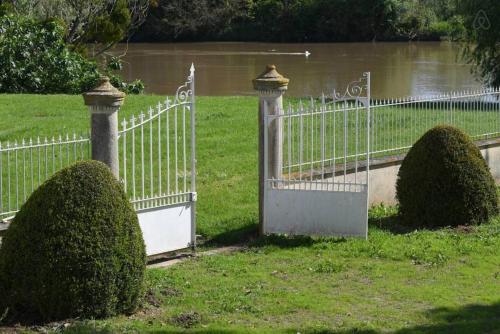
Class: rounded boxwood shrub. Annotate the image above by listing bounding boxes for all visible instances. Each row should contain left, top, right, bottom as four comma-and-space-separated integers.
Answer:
396, 125, 498, 228
0, 161, 146, 322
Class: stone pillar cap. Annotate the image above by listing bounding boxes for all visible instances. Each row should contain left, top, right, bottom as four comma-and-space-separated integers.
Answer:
83, 77, 125, 108
253, 65, 289, 91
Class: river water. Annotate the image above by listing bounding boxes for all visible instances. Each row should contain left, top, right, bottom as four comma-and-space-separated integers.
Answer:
115, 42, 482, 99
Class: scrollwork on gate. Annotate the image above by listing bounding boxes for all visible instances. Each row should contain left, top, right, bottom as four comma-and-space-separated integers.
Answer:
174, 65, 195, 104
333, 72, 370, 101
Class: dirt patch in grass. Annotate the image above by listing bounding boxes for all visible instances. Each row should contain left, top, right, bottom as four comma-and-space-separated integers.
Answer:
170, 311, 201, 328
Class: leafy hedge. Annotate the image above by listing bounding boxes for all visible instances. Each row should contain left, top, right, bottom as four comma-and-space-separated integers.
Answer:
0, 15, 100, 94
0, 14, 145, 94
396, 125, 498, 228
0, 161, 146, 322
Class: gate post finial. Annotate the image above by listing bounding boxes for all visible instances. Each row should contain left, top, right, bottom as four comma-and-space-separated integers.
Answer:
253, 65, 289, 91
83, 77, 125, 178
253, 65, 289, 235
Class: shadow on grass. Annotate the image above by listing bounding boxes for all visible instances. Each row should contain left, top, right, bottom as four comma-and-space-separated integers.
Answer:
204, 218, 258, 247
204, 213, 412, 249
249, 233, 349, 249
3, 299, 498, 334
395, 302, 500, 334
368, 214, 416, 235
284, 329, 379, 334
62, 325, 380, 334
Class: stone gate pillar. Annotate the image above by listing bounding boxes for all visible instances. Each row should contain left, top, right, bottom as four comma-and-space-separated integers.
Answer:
83, 77, 125, 178
253, 65, 289, 235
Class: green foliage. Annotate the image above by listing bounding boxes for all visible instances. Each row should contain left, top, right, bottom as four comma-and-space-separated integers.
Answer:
0, 161, 146, 322
87, 0, 131, 46
459, 0, 500, 87
2, 0, 150, 54
0, 14, 144, 94
396, 125, 498, 228
0, 15, 100, 93
0, 2, 14, 16
137, 0, 250, 41
103, 56, 145, 95
135, 0, 461, 42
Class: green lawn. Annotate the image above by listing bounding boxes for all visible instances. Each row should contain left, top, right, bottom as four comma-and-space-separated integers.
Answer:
0, 95, 259, 237
0, 94, 499, 333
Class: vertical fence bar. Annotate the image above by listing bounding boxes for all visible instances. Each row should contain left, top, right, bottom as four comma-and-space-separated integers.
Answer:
37, 137, 41, 188
183, 104, 187, 193
30, 138, 34, 193
299, 102, 304, 183
122, 119, 128, 193
44, 138, 48, 180
157, 103, 162, 196
72, 134, 76, 163
287, 104, 292, 182
80, 136, 84, 160
321, 94, 326, 182
140, 113, 145, 199
309, 98, 314, 187
166, 99, 171, 195
343, 102, 347, 185
355, 103, 359, 184
14, 142, 18, 210
366, 73, 371, 194
131, 117, 136, 200
59, 135, 62, 171
149, 108, 154, 197
7, 142, 10, 212
52, 137, 55, 174
175, 105, 179, 194
190, 63, 196, 247
22, 140, 26, 202
65, 134, 69, 167
332, 101, 336, 182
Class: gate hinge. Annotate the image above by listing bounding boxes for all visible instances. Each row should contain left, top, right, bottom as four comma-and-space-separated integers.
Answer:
191, 192, 198, 202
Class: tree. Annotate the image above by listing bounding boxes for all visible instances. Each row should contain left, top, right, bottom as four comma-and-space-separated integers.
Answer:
0, 13, 145, 94
136, 0, 250, 41
0, 15, 100, 93
459, 0, 500, 87
3, 0, 151, 56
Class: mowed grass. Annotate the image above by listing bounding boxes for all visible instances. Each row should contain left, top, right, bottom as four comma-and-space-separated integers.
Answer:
60, 213, 500, 333
0, 94, 258, 238
0, 94, 499, 333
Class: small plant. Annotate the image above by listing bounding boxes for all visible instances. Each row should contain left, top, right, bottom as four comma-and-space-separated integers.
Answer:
0, 161, 146, 322
312, 260, 346, 274
396, 125, 498, 228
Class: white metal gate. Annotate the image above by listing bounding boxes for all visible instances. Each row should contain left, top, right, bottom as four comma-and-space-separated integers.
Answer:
263, 73, 370, 238
119, 65, 196, 256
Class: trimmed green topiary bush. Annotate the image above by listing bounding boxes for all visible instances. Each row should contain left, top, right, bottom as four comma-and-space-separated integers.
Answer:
396, 125, 498, 228
0, 161, 146, 322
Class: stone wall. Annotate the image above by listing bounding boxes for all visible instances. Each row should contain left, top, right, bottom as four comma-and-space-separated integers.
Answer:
341, 138, 500, 206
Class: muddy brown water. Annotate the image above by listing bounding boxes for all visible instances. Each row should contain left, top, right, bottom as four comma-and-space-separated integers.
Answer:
114, 42, 482, 99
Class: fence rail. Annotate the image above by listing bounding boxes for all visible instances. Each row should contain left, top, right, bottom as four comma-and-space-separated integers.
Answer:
0, 67, 196, 220
119, 65, 196, 212
370, 88, 500, 157
276, 72, 371, 192
282, 87, 500, 178
0, 134, 91, 219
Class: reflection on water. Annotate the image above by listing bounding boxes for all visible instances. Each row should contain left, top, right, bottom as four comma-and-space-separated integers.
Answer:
114, 42, 482, 98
